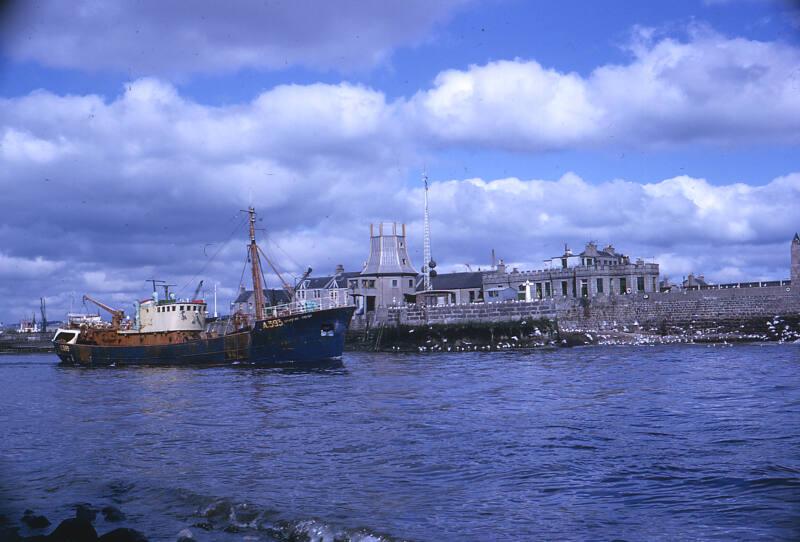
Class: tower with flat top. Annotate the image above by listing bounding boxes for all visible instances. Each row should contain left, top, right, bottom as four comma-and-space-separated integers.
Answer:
792, 233, 800, 288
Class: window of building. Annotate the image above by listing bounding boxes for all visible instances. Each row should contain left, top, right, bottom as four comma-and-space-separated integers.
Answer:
637, 276, 645, 292
536, 283, 543, 299
489, 290, 498, 298
545, 282, 551, 297
596, 278, 604, 294
469, 290, 475, 302
368, 280, 375, 288
561, 281, 568, 296
518, 284, 526, 291
580, 279, 588, 297
402, 259, 406, 264
619, 277, 627, 293
408, 279, 413, 287
561, 258, 568, 269
652, 277, 657, 292
392, 279, 398, 287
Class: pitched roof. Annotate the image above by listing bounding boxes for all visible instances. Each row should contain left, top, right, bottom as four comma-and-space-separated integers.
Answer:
234, 289, 290, 304
300, 271, 361, 290
579, 249, 618, 258
416, 271, 484, 292
305, 276, 332, 289
233, 290, 252, 304
331, 271, 361, 287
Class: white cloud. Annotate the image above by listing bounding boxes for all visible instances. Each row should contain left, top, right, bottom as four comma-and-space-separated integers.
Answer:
0, 252, 65, 278
0, 128, 74, 163
411, 27, 800, 150
397, 172, 800, 281
1, 27, 799, 320
412, 60, 600, 150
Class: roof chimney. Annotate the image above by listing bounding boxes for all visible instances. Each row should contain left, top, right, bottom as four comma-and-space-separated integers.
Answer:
335, 264, 344, 275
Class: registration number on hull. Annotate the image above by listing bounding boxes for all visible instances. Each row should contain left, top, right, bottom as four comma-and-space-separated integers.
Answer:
261, 319, 284, 330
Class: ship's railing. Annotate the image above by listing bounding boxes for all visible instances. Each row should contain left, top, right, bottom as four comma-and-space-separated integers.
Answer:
261, 296, 353, 319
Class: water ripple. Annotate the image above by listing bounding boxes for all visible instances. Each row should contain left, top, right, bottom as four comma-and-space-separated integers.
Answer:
1, 345, 799, 541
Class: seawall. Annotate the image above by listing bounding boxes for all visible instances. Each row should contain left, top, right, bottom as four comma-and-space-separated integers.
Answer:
373, 284, 800, 347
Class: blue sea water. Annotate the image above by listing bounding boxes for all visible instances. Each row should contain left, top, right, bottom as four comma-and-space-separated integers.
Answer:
1, 345, 799, 541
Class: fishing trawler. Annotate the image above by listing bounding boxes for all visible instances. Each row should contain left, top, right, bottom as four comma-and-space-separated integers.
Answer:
52, 208, 355, 366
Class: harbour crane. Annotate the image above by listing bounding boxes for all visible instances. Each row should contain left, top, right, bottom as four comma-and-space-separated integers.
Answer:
82, 294, 125, 328
40, 297, 47, 333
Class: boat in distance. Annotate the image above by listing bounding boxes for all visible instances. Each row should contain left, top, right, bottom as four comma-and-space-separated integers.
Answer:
52, 208, 355, 367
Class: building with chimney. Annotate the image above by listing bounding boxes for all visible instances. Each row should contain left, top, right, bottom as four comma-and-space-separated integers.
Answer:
294, 264, 360, 307
792, 233, 799, 287
483, 241, 659, 299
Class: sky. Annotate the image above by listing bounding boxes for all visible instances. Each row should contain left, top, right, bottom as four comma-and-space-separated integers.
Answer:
0, 0, 799, 323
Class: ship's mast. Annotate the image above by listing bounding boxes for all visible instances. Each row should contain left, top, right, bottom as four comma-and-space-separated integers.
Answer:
248, 207, 266, 320
423, 172, 432, 291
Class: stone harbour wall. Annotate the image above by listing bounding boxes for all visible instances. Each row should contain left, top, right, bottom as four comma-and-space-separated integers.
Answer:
387, 299, 556, 325
556, 285, 799, 330
386, 284, 800, 330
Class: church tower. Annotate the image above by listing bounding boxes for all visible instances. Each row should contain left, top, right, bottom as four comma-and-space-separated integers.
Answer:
792, 233, 800, 288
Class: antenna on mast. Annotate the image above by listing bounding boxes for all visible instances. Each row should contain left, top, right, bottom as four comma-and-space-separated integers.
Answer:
422, 170, 436, 291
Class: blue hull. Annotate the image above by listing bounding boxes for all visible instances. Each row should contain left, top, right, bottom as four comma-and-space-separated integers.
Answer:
55, 306, 355, 367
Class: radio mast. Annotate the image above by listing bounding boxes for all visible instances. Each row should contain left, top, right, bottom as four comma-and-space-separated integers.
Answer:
422, 171, 435, 291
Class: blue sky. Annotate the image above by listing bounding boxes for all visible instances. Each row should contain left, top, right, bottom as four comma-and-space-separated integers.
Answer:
0, 0, 799, 322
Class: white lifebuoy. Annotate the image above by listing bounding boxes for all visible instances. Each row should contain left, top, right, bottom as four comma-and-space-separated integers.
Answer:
626, 288, 632, 294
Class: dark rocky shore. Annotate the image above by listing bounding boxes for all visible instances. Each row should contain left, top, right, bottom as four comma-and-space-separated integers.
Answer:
0, 501, 397, 542
1, 505, 145, 542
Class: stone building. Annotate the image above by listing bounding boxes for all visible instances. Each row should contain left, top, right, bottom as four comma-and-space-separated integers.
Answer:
482, 241, 660, 299
414, 271, 485, 305
792, 233, 799, 287
294, 265, 360, 307
231, 287, 290, 314
355, 222, 419, 312
682, 273, 711, 290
